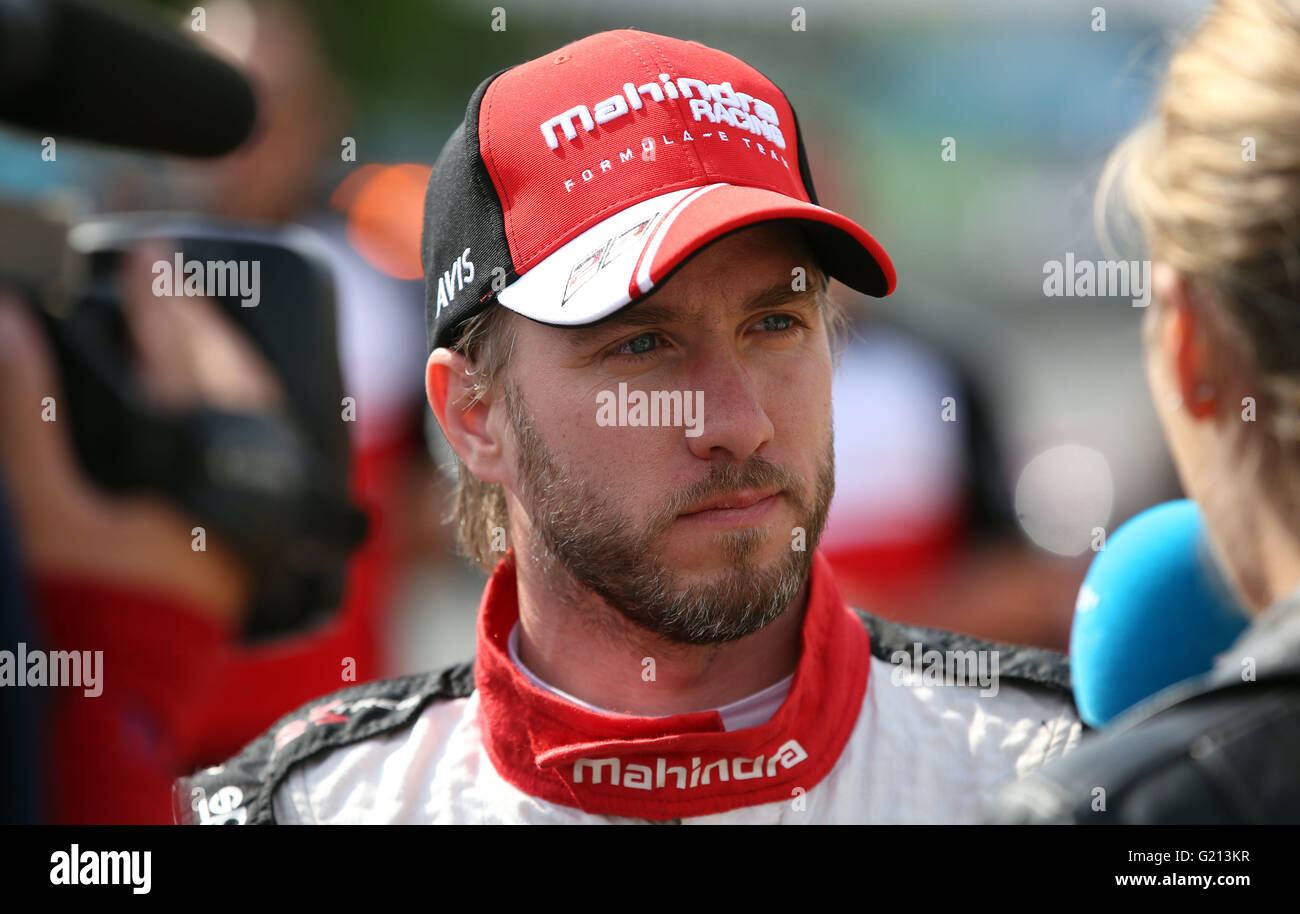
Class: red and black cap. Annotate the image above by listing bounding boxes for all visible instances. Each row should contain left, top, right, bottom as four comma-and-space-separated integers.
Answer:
422, 28, 895, 353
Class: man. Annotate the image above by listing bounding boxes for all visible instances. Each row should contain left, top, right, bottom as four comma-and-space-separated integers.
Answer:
177, 28, 1081, 825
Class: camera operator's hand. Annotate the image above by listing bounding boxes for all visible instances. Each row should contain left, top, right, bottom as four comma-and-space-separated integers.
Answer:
0, 245, 285, 627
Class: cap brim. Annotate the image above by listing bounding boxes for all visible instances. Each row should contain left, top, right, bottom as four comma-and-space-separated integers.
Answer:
496, 182, 895, 327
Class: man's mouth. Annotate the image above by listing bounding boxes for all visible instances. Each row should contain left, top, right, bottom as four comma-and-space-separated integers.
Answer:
676, 488, 783, 527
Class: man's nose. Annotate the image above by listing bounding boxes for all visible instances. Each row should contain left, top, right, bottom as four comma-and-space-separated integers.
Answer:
684, 346, 774, 461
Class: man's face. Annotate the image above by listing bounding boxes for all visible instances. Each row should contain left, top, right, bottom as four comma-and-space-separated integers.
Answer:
499, 222, 836, 644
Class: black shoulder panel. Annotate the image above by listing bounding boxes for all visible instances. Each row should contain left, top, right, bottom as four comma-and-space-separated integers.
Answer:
851, 606, 1074, 696
174, 659, 475, 825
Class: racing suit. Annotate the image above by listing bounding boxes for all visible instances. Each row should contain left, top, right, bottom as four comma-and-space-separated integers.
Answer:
177, 550, 1083, 824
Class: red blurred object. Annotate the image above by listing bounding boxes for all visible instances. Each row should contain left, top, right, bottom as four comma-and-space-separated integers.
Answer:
37, 575, 233, 824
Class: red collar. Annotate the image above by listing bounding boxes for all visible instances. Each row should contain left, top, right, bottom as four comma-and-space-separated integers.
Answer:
474, 549, 870, 820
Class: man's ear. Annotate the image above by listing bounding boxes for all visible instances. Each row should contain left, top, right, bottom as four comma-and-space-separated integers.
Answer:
426, 348, 509, 483
1152, 263, 1219, 420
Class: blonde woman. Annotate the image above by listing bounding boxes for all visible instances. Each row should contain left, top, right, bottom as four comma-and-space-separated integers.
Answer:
995, 0, 1300, 823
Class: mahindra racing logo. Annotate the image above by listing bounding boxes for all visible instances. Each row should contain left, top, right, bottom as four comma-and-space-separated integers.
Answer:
539, 75, 786, 151
572, 739, 808, 791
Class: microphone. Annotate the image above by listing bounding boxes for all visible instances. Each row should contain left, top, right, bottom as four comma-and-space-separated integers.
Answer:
0, 0, 256, 157
1070, 499, 1250, 728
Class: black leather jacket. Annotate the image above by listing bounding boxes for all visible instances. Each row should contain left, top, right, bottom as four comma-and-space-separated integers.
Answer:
990, 585, 1300, 824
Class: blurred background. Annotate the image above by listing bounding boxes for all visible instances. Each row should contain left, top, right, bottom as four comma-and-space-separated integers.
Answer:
0, 0, 1204, 822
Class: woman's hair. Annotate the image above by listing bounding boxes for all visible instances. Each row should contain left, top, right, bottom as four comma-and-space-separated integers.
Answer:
441, 263, 846, 572
1097, 0, 1300, 539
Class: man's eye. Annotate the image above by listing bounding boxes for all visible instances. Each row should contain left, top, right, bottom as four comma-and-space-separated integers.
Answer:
612, 333, 661, 357
757, 314, 797, 333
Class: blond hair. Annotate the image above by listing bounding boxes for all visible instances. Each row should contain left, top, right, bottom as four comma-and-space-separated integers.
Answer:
1097, 0, 1300, 533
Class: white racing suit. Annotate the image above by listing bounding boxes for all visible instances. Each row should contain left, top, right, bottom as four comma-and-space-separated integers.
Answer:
177, 551, 1082, 824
